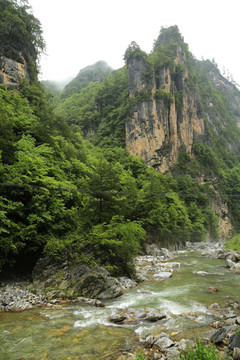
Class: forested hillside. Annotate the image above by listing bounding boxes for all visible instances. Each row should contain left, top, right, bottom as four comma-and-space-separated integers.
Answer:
1, 1, 240, 278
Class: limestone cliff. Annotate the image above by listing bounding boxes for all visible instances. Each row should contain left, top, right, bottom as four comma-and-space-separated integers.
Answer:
125, 37, 205, 173
124, 26, 240, 239
0, 56, 29, 89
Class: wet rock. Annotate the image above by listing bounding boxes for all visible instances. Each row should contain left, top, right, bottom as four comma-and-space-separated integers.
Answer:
210, 328, 227, 344
109, 314, 127, 324
110, 307, 166, 325
196, 271, 209, 276
162, 262, 181, 268
207, 286, 219, 292
231, 263, 240, 273
154, 272, 172, 280
209, 303, 220, 310
145, 310, 166, 322
226, 258, 237, 269
117, 277, 137, 290
77, 297, 104, 307
159, 248, 175, 260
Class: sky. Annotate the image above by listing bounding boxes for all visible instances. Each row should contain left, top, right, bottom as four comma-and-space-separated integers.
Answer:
28, 0, 240, 86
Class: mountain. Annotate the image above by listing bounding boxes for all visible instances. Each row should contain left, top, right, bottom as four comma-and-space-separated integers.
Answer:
56, 26, 240, 239
125, 26, 240, 173
61, 60, 113, 99
1, 3, 240, 277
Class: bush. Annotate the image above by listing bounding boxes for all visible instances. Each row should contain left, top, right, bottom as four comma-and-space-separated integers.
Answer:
180, 340, 219, 360
225, 234, 240, 251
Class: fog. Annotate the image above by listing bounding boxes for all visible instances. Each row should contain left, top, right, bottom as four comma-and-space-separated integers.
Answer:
28, 0, 239, 86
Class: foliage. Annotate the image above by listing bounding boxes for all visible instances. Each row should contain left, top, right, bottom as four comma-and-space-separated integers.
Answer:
155, 88, 173, 108
2, 10, 240, 278
62, 61, 113, 99
180, 340, 220, 360
134, 351, 147, 360
225, 234, 240, 251
124, 41, 147, 63
87, 216, 145, 276
0, 0, 45, 79
56, 66, 129, 147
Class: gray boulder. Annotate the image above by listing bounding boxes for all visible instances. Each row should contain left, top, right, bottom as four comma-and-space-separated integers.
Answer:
229, 334, 240, 350
32, 257, 124, 299
154, 336, 175, 350
210, 328, 227, 344
154, 272, 172, 280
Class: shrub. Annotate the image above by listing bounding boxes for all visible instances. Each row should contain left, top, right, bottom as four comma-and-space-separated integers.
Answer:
180, 340, 220, 360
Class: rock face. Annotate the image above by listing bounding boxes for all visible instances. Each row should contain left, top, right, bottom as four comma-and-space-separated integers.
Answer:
125, 41, 205, 173
0, 56, 29, 89
32, 257, 125, 300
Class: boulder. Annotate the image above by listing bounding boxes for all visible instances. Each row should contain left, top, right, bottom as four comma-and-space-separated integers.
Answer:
154, 336, 175, 350
231, 263, 240, 273
166, 347, 180, 359
117, 277, 137, 290
229, 334, 240, 350
32, 257, 124, 299
210, 328, 227, 344
226, 258, 236, 268
109, 314, 127, 324
196, 271, 209, 276
109, 307, 166, 325
154, 272, 172, 280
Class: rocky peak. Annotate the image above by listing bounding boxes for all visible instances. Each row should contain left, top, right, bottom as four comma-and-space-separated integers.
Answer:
125, 29, 205, 172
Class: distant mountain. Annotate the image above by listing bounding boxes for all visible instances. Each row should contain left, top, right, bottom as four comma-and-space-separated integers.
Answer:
61, 60, 113, 99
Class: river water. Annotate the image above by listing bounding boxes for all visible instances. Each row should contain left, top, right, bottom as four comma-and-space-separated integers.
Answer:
1, 251, 240, 360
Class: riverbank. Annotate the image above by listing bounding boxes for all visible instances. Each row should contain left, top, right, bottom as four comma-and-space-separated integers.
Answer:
1, 242, 240, 359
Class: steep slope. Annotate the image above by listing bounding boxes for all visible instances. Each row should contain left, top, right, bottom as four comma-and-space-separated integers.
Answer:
61, 61, 113, 99
125, 26, 240, 173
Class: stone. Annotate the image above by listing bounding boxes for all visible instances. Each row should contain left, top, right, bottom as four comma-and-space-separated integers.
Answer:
196, 271, 209, 276
226, 258, 236, 268
154, 337, 175, 350
231, 263, 240, 273
166, 347, 180, 359
154, 272, 172, 280
229, 334, 240, 350
207, 286, 219, 292
109, 314, 127, 324
178, 339, 194, 351
145, 311, 166, 322
210, 328, 227, 344
144, 335, 157, 348
233, 347, 240, 360
117, 277, 137, 290
162, 262, 181, 268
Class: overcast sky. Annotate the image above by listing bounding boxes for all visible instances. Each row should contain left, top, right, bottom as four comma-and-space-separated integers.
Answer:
28, 0, 239, 86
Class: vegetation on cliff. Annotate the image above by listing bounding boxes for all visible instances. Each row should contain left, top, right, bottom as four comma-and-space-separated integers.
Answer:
0, 0, 45, 80
1, 4, 240, 275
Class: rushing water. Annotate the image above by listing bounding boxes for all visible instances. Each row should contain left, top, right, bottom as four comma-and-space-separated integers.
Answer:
1, 251, 240, 360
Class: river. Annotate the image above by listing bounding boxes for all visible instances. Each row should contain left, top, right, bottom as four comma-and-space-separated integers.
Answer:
1, 250, 240, 360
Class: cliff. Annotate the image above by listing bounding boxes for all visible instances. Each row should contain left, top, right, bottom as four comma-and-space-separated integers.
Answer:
0, 55, 29, 89
125, 29, 205, 173
124, 26, 240, 238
